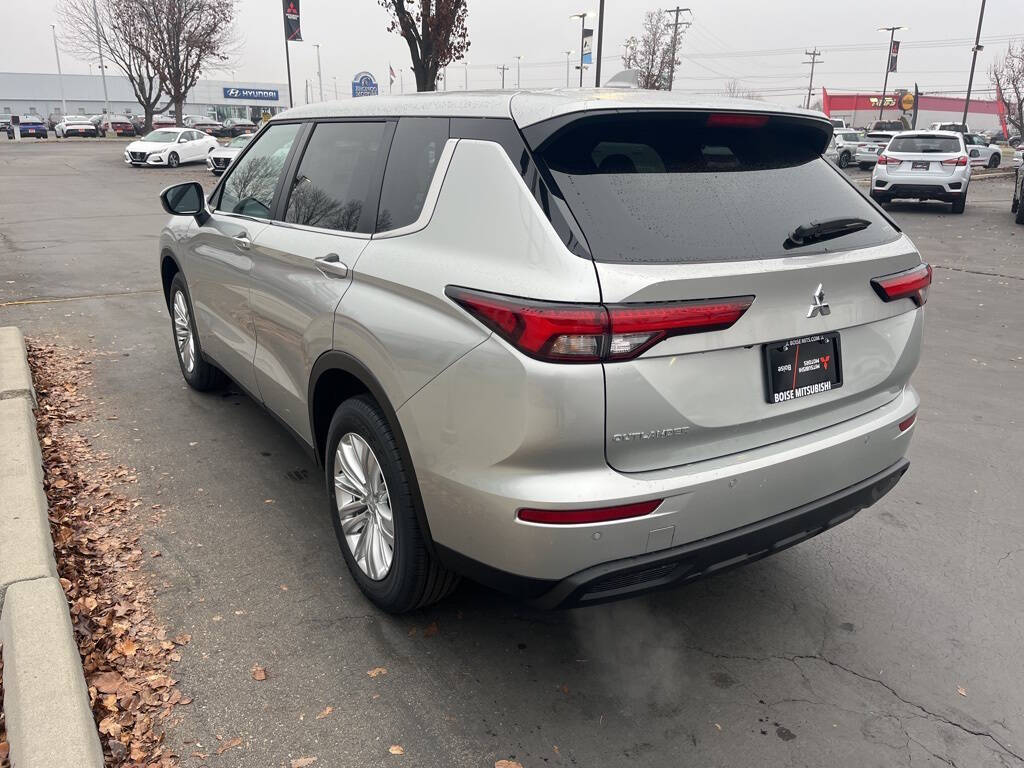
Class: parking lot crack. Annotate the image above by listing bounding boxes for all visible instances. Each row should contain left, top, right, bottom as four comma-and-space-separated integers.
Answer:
933, 264, 1024, 282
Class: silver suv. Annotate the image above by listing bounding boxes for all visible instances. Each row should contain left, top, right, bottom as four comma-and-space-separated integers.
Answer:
158, 91, 928, 612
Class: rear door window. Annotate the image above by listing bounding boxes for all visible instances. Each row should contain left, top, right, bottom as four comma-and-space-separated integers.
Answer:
217, 122, 301, 219
888, 135, 961, 153
533, 112, 899, 264
283, 121, 389, 233
376, 117, 449, 232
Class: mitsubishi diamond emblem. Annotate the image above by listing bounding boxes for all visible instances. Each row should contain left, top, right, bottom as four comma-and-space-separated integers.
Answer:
807, 284, 831, 318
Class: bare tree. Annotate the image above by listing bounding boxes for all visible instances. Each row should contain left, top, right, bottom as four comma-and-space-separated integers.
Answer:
621, 9, 677, 90
379, 0, 470, 92
139, 0, 236, 125
723, 79, 763, 101
57, 0, 167, 131
990, 41, 1024, 137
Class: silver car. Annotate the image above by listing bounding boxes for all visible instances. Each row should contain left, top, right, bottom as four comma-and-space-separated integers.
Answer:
206, 133, 252, 175
157, 91, 927, 612
871, 131, 972, 213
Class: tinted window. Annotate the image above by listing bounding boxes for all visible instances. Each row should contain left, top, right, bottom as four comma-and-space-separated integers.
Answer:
537, 112, 898, 264
888, 135, 961, 153
376, 117, 449, 232
218, 122, 300, 219
284, 121, 387, 233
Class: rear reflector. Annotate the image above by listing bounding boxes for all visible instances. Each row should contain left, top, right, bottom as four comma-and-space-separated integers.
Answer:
899, 413, 917, 432
446, 286, 753, 363
871, 263, 933, 307
517, 499, 662, 525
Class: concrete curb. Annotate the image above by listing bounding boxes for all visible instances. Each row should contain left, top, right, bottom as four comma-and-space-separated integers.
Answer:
1, 579, 105, 768
0, 327, 35, 404
0, 326, 104, 768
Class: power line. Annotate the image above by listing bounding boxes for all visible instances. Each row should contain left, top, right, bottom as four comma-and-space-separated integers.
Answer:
803, 49, 823, 109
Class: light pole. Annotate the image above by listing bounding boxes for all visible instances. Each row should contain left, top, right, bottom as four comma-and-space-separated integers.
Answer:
463, 61, 469, 90
497, 64, 509, 89
51, 25, 67, 118
594, 0, 606, 86
569, 12, 592, 88
333, 76, 338, 99
514, 55, 522, 88
91, 0, 111, 130
564, 50, 573, 88
314, 43, 324, 102
877, 25, 907, 120
962, 0, 987, 128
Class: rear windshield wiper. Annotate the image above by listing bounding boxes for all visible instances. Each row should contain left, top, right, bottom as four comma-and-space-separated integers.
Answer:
784, 217, 872, 250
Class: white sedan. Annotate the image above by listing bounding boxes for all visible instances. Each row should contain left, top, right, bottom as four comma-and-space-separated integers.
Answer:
124, 127, 220, 168
55, 117, 98, 138
206, 133, 252, 175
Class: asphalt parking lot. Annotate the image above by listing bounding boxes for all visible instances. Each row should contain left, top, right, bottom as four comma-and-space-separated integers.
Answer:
2, 139, 1022, 768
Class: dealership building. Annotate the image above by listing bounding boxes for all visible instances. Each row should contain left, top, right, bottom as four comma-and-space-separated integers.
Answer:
822, 88, 1008, 134
0, 71, 291, 122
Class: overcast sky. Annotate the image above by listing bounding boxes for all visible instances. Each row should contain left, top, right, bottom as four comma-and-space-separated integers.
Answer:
2, 1, 1021, 106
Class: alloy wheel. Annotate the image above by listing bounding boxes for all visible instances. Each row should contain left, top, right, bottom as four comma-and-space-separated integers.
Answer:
172, 290, 195, 373
334, 433, 395, 581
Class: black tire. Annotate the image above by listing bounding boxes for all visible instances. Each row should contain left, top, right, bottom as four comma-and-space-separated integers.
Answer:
168, 152, 180, 168
168, 273, 225, 391
858, 162, 872, 171
951, 192, 966, 214
1016, 191, 1024, 225
870, 191, 889, 206
325, 395, 459, 613
838, 151, 851, 168
987, 154, 1000, 169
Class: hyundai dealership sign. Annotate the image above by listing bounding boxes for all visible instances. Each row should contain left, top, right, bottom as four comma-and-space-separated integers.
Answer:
351, 72, 379, 98
222, 87, 280, 101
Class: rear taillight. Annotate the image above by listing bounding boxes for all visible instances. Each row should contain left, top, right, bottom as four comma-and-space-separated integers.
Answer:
517, 499, 662, 525
871, 263, 933, 307
876, 154, 891, 165
941, 155, 968, 166
446, 287, 753, 363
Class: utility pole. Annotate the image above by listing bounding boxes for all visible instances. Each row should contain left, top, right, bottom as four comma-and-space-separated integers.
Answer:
962, 0, 987, 128
877, 25, 906, 120
594, 0, 606, 86
333, 76, 338, 99
497, 64, 509, 89
564, 51, 573, 88
51, 25, 67, 118
314, 43, 324, 101
91, 0, 111, 130
803, 49, 822, 109
665, 7, 692, 91
514, 56, 522, 88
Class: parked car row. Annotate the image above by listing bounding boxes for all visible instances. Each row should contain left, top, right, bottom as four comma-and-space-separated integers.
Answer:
4, 115, 49, 139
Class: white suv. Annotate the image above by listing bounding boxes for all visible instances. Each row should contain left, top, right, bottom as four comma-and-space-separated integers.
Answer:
871, 131, 971, 213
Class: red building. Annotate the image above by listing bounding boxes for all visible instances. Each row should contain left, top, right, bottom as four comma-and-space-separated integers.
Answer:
823, 89, 1007, 135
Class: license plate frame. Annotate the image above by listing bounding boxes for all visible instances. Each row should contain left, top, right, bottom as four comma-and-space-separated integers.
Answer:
912, 161, 930, 170
763, 332, 843, 405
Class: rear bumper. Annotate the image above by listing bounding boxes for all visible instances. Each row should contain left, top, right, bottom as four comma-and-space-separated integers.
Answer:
445, 458, 909, 609
872, 168, 970, 200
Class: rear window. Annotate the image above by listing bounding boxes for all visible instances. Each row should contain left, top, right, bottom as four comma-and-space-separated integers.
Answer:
535, 112, 899, 264
888, 135, 961, 153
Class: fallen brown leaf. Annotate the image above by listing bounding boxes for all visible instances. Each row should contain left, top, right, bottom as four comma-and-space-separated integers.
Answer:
367, 667, 388, 678
91, 671, 124, 694
957, 686, 967, 697
251, 664, 268, 681
495, 761, 523, 768
291, 758, 318, 767
389, 745, 405, 755
316, 706, 334, 720
216, 737, 243, 755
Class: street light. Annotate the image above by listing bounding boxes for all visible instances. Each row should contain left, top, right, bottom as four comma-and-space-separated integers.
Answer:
877, 25, 908, 120
50, 24, 67, 118
569, 12, 594, 88
313, 43, 324, 102
514, 55, 522, 89
463, 61, 469, 90
564, 50, 574, 88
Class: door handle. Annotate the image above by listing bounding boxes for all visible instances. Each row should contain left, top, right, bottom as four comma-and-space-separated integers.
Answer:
233, 233, 251, 250
315, 254, 349, 279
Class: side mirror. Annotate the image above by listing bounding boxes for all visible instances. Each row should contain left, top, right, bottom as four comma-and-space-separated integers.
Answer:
160, 181, 210, 225
178, 135, 189, 143
969, 149, 981, 158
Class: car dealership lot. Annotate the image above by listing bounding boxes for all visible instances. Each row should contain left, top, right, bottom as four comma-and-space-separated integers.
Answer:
2, 140, 1022, 767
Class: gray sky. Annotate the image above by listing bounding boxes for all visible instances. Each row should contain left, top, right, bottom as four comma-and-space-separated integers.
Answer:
2, 1, 1021, 106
